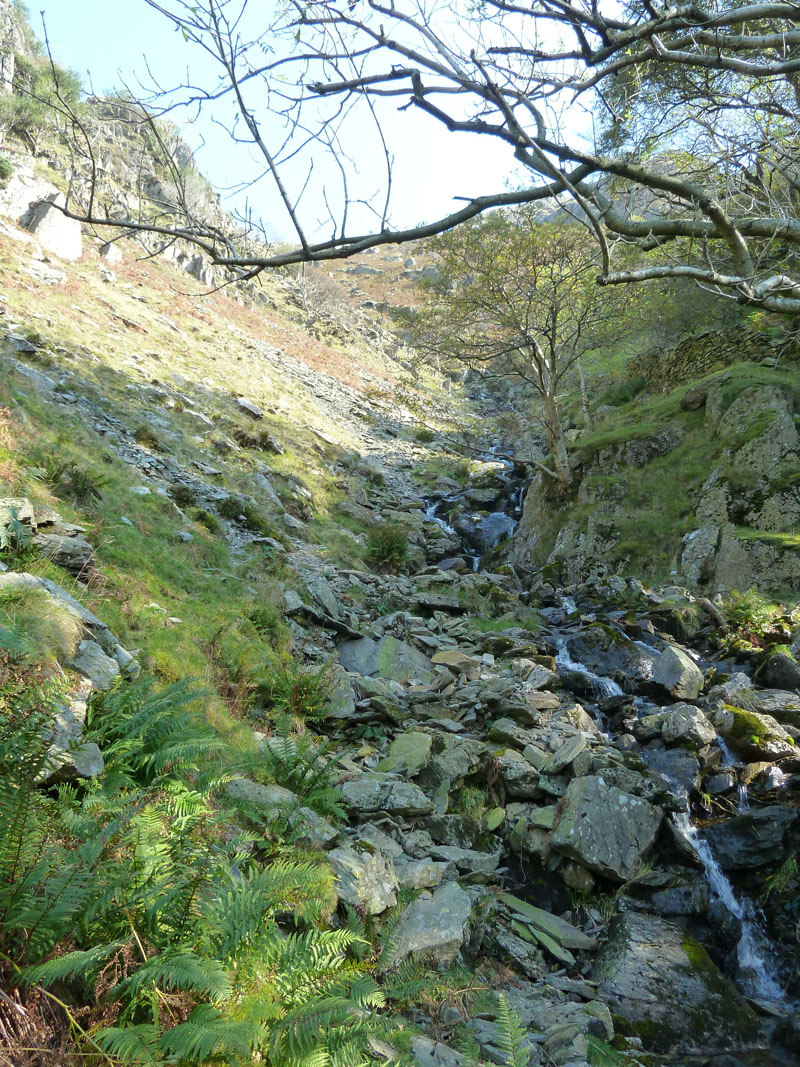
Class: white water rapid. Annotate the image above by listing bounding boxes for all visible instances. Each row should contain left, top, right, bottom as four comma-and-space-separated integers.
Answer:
673, 813, 784, 1003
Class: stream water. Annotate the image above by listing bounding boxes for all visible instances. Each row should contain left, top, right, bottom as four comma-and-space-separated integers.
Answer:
549, 632, 787, 1010
673, 812, 785, 1004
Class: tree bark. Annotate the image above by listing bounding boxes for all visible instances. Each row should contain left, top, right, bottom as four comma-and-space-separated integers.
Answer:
541, 391, 572, 491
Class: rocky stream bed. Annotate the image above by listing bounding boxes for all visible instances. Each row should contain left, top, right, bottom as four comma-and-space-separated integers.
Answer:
3, 327, 799, 1066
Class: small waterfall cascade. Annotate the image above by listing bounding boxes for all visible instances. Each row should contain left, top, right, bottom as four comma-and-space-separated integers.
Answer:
673, 812, 784, 1004
717, 736, 751, 812
553, 636, 624, 701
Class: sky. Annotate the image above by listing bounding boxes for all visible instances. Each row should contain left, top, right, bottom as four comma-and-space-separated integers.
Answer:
34, 0, 523, 245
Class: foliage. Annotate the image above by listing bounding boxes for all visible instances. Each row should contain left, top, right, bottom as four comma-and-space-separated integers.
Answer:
366, 523, 409, 572
720, 588, 786, 648
0, 666, 385, 1065
0, 506, 38, 568
257, 716, 345, 820
0, 52, 84, 149
495, 994, 532, 1067
251, 659, 334, 721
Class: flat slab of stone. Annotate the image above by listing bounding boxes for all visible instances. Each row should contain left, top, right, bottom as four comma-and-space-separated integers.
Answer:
70, 640, 120, 690
550, 775, 663, 882
340, 773, 434, 816
21, 194, 82, 260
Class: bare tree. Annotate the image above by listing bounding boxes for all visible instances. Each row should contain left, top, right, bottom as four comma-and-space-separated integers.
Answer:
47, 0, 800, 314
410, 212, 632, 490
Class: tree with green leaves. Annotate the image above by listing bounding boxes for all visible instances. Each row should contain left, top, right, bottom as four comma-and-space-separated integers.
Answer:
412, 212, 629, 490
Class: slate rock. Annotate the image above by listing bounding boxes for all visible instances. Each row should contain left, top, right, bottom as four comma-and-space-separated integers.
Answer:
70, 640, 120, 690
652, 645, 704, 700
380, 730, 432, 776
340, 773, 434, 816
660, 703, 716, 748
703, 806, 798, 869
592, 912, 758, 1054
378, 883, 473, 972
550, 775, 663, 882
328, 845, 398, 915
338, 634, 436, 683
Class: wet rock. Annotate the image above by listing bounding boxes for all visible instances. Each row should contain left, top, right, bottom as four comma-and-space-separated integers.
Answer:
642, 747, 701, 795
592, 912, 757, 1054
328, 845, 398, 915
378, 882, 473, 972
565, 625, 658, 692
652, 645, 704, 700
703, 806, 798, 869
651, 881, 711, 917
550, 775, 663, 882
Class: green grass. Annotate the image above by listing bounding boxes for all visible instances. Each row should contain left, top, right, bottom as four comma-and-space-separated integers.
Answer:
735, 526, 800, 548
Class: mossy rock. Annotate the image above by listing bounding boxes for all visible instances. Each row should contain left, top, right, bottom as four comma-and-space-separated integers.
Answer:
592, 913, 758, 1055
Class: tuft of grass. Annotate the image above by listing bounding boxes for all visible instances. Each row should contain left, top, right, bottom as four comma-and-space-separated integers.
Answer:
0, 585, 83, 664
366, 524, 409, 572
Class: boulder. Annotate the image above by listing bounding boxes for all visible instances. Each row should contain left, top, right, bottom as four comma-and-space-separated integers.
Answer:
380, 731, 432, 776
550, 775, 663, 882
340, 773, 434, 816
660, 703, 716, 748
709, 704, 797, 760
70, 640, 120, 690
328, 845, 398, 915
652, 645, 704, 700
431, 648, 480, 673
703, 806, 798, 869
592, 912, 758, 1054
225, 778, 338, 847
378, 883, 473, 972
496, 751, 541, 799
338, 634, 436, 683
236, 397, 263, 419
759, 651, 800, 691
32, 532, 94, 575
20, 193, 82, 260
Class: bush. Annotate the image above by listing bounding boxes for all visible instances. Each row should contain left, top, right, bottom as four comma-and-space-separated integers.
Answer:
133, 424, 164, 451
0, 154, 13, 184
0, 53, 84, 149
366, 523, 408, 572
414, 426, 436, 443
252, 660, 334, 721
599, 376, 648, 408
217, 495, 275, 535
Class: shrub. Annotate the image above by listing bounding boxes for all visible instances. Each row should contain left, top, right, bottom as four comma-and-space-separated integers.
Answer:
190, 507, 222, 534
217, 495, 275, 535
0, 154, 13, 184
414, 426, 436, 443
366, 523, 408, 572
251, 660, 334, 721
133, 424, 164, 450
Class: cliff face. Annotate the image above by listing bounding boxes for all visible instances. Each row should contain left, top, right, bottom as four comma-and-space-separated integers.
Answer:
511, 360, 800, 596
0, 0, 25, 93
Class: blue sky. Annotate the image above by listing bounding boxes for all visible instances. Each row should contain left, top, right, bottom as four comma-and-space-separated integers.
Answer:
35, 1, 521, 243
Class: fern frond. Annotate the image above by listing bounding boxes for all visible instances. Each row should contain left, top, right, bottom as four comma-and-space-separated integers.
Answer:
94, 1024, 162, 1065
23, 941, 123, 986
112, 950, 232, 1005
495, 993, 531, 1067
159, 1004, 261, 1061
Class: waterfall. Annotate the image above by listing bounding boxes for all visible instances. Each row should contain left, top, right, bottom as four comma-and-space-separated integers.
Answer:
673, 813, 784, 1003
553, 637, 624, 701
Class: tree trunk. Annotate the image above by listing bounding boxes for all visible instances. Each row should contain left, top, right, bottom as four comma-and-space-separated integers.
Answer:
578, 358, 592, 429
542, 390, 572, 490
